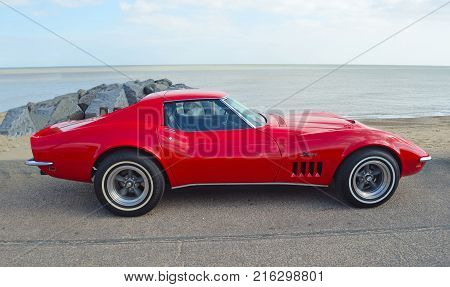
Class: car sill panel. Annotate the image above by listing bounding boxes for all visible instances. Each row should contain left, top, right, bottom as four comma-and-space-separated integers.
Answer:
172, 182, 328, 189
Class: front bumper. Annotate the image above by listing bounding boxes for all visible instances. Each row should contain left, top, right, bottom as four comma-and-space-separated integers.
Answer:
420, 156, 432, 163
25, 158, 53, 167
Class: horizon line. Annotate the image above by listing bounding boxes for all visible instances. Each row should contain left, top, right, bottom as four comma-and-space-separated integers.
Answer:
1, 63, 450, 70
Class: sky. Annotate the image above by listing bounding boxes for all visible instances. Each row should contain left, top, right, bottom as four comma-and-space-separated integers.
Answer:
0, 0, 449, 67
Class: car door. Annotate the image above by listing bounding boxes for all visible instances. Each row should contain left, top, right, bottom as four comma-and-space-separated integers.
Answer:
158, 99, 282, 187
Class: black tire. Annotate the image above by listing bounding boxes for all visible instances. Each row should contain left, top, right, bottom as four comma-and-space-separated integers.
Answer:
334, 148, 400, 207
94, 151, 165, 216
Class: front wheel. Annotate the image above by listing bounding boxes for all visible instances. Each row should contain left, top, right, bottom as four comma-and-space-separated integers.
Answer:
335, 149, 400, 207
94, 151, 165, 216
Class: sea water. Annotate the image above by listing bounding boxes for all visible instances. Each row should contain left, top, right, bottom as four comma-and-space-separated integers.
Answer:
0, 64, 449, 119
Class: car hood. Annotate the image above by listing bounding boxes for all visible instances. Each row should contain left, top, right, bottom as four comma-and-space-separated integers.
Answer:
267, 111, 360, 133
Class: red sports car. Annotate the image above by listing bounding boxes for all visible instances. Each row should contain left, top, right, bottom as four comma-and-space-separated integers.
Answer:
26, 90, 431, 216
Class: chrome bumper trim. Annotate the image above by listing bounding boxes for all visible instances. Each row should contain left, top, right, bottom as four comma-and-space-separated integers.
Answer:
420, 156, 432, 163
25, 159, 53, 167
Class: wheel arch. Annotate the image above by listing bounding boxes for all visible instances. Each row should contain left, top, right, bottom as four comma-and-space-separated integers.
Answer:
92, 146, 172, 188
334, 144, 402, 180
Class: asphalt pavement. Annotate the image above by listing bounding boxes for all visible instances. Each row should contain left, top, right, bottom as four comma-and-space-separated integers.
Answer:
0, 154, 448, 266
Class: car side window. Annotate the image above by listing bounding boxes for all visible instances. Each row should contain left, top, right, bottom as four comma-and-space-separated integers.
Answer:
164, 100, 249, 131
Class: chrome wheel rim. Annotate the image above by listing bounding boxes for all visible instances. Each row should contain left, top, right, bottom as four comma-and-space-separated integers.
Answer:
105, 164, 152, 207
350, 157, 394, 203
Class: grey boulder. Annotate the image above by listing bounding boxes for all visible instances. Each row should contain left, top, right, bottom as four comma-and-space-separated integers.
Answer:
168, 83, 192, 90
123, 81, 145, 105
154, 79, 171, 92
140, 79, 155, 86
141, 79, 156, 95
78, 84, 108, 111
0, 78, 190, 136
27, 98, 60, 130
141, 78, 173, 95
77, 89, 87, 98
55, 92, 79, 103
84, 86, 128, 118
49, 97, 84, 124
155, 78, 172, 87
0, 106, 35, 136
27, 93, 84, 130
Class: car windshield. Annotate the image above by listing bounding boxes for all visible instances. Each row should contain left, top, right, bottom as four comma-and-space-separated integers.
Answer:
223, 97, 267, 128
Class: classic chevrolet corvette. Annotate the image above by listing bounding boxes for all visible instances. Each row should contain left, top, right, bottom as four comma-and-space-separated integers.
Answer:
26, 90, 431, 216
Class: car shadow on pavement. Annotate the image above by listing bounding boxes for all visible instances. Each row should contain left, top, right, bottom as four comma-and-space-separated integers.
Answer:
20, 180, 347, 218
160, 184, 346, 210
1, 160, 348, 219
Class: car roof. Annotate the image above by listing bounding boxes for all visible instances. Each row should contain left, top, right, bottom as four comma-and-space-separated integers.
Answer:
141, 89, 227, 103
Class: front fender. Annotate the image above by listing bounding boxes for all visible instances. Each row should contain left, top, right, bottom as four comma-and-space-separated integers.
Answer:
340, 128, 428, 177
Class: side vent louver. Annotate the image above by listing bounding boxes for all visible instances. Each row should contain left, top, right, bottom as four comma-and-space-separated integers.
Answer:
292, 161, 323, 177
317, 162, 323, 176
309, 162, 315, 175
301, 162, 307, 175
292, 162, 298, 175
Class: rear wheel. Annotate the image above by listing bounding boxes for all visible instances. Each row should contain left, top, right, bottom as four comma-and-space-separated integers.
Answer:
94, 151, 165, 216
335, 149, 400, 207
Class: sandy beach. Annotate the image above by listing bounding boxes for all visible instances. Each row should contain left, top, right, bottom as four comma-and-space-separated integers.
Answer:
0, 112, 32, 160
361, 116, 450, 157
0, 113, 448, 160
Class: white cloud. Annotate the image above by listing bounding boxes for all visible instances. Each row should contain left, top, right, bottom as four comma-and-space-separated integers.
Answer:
118, 0, 446, 30
119, 0, 159, 14
118, 0, 446, 38
51, 0, 103, 8
3, 0, 104, 7
119, 0, 442, 16
1, 0, 33, 5
116, 0, 450, 65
